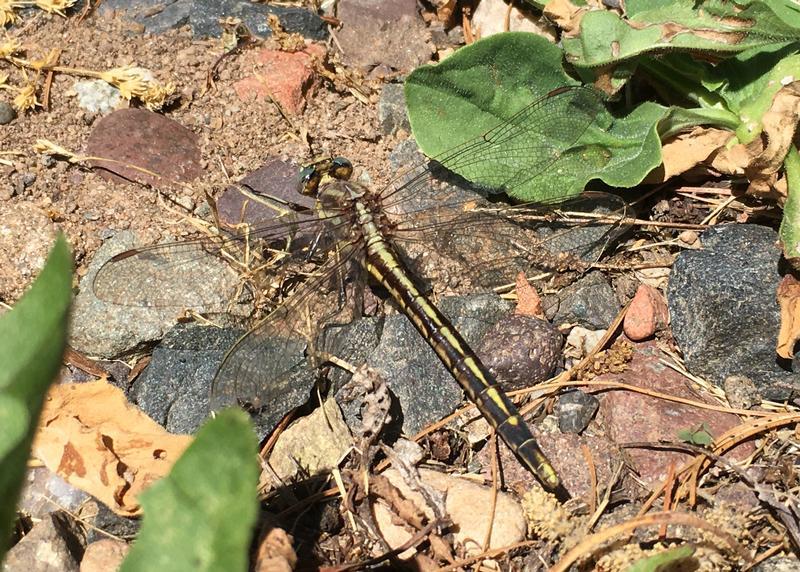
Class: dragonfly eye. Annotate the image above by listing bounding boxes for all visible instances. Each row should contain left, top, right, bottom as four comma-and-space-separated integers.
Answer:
330, 157, 353, 181
298, 166, 321, 195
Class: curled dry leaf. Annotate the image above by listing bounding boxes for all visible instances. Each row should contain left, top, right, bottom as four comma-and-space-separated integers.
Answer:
32, 381, 192, 516
543, 0, 586, 38
776, 274, 800, 359
648, 127, 733, 183
254, 527, 298, 572
712, 81, 800, 197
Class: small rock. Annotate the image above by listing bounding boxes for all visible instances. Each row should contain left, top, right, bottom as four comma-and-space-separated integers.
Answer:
86, 108, 204, 187
371, 468, 526, 558
131, 323, 247, 434
0, 100, 17, 124
72, 79, 122, 115
378, 83, 411, 136
478, 314, 562, 391
678, 229, 699, 246
4, 512, 86, 572
17, 467, 90, 522
553, 271, 620, 330
233, 46, 325, 115
0, 201, 58, 301
216, 157, 313, 229
555, 390, 599, 434
667, 224, 799, 399
723, 374, 762, 409
266, 398, 352, 484
254, 527, 298, 572
83, 501, 139, 544
336, 0, 433, 74
563, 326, 605, 362
752, 556, 800, 571
486, 424, 623, 499
80, 539, 129, 572
623, 284, 669, 341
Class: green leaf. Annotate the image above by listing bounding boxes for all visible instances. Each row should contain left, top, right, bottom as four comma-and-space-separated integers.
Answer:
702, 45, 800, 144
625, 545, 696, 572
677, 422, 714, 446
405, 33, 669, 200
120, 409, 259, 572
779, 145, 800, 261
0, 236, 72, 559
564, 0, 800, 69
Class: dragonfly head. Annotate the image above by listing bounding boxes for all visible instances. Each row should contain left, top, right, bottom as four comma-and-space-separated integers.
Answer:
298, 157, 354, 196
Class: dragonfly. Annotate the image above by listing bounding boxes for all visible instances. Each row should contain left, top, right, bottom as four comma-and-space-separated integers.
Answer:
92, 85, 628, 498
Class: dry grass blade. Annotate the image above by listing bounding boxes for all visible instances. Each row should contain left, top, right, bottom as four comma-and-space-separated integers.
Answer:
550, 511, 753, 572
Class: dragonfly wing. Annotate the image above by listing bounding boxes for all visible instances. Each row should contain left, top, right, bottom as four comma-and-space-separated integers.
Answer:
209, 238, 365, 435
390, 190, 630, 291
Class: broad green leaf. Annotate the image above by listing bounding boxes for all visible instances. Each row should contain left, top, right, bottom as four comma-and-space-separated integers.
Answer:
625, 545, 696, 572
0, 236, 72, 560
405, 33, 669, 200
780, 145, 800, 261
120, 409, 259, 572
702, 45, 800, 144
564, 0, 800, 69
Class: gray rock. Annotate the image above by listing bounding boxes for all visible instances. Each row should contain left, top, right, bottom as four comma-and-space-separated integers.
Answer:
552, 271, 619, 329
72, 79, 121, 115
752, 556, 800, 571
17, 467, 90, 522
378, 83, 410, 136
365, 293, 513, 436
667, 224, 799, 399
131, 323, 244, 434
69, 231, 240, 358
99, 0, 328, 40
3, 512, 86, 572
0, 101, 16, 124
555, 390, 599, 434
84, 502, 139, 544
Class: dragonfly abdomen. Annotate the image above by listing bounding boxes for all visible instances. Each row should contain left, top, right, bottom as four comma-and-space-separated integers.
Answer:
360, 206, 566, 496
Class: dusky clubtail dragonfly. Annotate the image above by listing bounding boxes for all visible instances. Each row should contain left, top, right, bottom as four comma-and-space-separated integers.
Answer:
92, 85, 628, 498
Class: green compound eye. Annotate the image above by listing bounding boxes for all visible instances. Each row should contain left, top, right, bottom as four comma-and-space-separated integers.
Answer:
298, 165, 321, 195
330, 157, 353, 181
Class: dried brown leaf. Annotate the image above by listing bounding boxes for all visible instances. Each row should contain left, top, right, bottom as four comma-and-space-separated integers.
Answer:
777, 274, 800, 359
543, 0, 586, 37
254, 527, 297, 572
711, 81, 800, 195
648, 127, 733, 183
32, 381, 192, 516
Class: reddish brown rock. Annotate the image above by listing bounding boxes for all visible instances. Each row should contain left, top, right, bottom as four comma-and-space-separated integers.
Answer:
336, 0, 433, 75
233, 45, 326, 114
485, 425, 624, 500
597, 342, 754, 489
623, 284, 669, 341
86, 108, 203, 187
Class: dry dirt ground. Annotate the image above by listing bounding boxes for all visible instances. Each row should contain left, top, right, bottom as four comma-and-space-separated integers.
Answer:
1, 9, 397, 302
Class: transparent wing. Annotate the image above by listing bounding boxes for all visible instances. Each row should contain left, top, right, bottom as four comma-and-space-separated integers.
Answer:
379, 85, 606, 211
91, 207, 352, 312
208, 235, 364, 417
